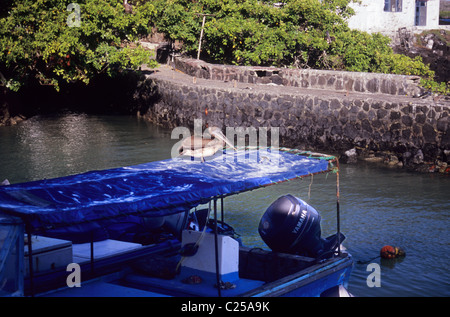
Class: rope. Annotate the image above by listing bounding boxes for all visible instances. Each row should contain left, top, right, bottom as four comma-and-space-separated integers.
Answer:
357, 256, 381, 264
307, 173, 313, 201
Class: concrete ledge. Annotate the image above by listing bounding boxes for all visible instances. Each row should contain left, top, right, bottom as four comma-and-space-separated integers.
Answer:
172, 57, 424, 97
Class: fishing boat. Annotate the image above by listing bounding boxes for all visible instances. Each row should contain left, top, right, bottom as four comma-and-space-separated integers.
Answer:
0, 147, 353, 297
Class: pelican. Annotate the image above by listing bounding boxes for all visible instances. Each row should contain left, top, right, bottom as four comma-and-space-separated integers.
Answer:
178, 127, 236, 162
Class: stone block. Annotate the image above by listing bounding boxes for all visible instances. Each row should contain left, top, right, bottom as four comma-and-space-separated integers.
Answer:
366, 78, 379, 93
401, 115, 413, 126
390, 111, 401, 120
422, 124, 437, 143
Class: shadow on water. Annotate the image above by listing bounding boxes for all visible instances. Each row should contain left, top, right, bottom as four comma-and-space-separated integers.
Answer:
0, 112, 448, 297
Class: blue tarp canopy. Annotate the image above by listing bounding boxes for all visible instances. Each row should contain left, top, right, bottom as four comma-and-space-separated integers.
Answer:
0, 149, 335, 234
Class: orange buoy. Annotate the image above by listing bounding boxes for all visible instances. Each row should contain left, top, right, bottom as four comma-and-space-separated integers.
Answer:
380, 245, 405, 259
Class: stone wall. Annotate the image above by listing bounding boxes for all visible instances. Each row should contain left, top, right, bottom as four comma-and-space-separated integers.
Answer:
173, 58, 424, 97
136, 61, 450, 172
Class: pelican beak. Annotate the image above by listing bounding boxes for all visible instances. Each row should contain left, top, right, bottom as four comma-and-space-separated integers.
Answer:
212, 129, 237, 151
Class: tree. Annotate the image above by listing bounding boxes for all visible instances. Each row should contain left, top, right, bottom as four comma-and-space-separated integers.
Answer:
151, 0, 358, 66
0, 0, 158, 92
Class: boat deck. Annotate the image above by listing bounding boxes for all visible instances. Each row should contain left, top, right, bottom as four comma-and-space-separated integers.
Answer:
44, 279, 169, 297
40, 245, 352, 297
118, 273, 265, 297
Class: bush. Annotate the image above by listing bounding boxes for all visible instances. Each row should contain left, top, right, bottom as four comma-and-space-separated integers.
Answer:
0, 0, 158, 92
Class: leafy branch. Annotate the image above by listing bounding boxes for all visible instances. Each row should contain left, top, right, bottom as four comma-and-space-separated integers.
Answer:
0, 0, 158, 92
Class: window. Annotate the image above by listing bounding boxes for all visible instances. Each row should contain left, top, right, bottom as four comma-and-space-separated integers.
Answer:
384, 0, 402, 12
415, 1, 427, 26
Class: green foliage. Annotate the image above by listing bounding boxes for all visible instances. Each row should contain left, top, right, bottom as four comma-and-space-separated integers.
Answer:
420, 78, 450, 95
439, 11, 450, 19
150, 0, 447, 94
2, 0, 446, 95
0, 0, 158, 92
152, 0, 200, 49
151, 0, 356, 66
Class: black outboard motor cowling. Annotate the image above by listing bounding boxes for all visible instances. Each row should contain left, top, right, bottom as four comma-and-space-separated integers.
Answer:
258, 194, 344, 258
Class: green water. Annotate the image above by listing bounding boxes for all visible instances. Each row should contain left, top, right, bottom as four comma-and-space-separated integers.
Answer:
0, 112, 448, 297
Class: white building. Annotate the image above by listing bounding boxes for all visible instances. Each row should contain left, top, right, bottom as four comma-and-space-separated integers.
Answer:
347, 0, 444, 39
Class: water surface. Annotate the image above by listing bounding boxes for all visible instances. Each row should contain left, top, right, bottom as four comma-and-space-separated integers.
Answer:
0, 113, 448, 297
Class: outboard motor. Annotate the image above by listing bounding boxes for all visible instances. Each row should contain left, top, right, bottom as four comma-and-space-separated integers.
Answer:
258, 194, 344, 258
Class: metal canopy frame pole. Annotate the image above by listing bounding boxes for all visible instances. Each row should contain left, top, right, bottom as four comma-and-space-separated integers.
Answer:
17, 223, 24, 296
220, 197, 224, 224
335, 159, 341, 256
213, 198, 221, 297
90, 231, 95, 274
25, 223, 34, 297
